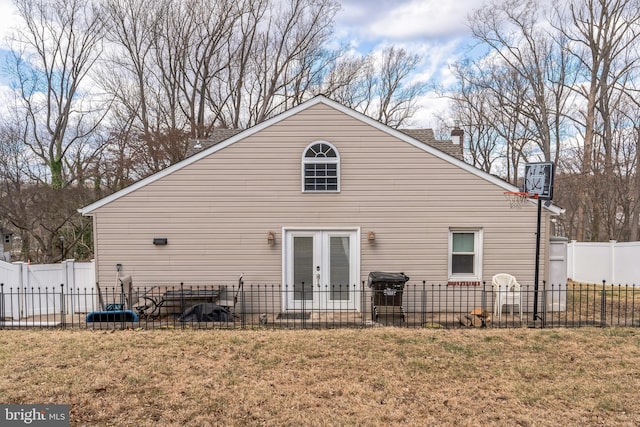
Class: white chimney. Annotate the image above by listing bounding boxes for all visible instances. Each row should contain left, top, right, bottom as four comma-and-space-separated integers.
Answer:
450, 124, 464, 157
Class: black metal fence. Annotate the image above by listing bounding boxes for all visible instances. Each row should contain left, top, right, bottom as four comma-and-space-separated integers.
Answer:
1, 281, 639, 330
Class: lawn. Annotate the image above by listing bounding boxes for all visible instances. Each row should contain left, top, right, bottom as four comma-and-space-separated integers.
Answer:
0, 327, 639, 426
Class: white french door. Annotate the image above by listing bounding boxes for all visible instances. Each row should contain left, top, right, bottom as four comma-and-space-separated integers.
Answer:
283, 229, 359, 311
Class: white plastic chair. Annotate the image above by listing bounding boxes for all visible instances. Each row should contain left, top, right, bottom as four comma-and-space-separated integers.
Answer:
492, 273, 522, 320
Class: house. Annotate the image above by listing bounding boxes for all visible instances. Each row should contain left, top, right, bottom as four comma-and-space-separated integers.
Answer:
79, 95, 563, 316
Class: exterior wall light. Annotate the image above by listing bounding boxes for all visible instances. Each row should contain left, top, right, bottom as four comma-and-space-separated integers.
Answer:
267, 231, 276, 246
368, 231, 376, 244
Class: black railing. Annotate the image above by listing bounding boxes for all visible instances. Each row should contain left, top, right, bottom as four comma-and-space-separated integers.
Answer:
0, 281, 639, 330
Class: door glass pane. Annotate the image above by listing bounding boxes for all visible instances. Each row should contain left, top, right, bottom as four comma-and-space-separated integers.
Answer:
293, 237, 313, 301
330, 236, 350, 301
453, 233, 474, 252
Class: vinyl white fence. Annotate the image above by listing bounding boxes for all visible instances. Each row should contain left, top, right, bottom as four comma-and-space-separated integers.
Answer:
0, 260, 96, 320
567, 240, 640, 285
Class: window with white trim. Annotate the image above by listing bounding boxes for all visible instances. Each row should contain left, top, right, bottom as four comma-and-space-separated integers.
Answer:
449, 229, 482, 280
302, 141, 339, 192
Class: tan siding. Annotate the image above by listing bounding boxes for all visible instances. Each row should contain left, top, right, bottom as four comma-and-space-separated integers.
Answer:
92, 103, 550, 294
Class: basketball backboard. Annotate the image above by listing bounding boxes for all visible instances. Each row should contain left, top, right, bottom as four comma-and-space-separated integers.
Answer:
524, 162, 554, 200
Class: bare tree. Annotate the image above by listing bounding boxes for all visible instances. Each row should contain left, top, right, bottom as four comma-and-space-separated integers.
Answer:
447, 58, 537, 181
248, 0, 340, 124
469, 0, 573, 163
321, 54, 375, 110
554, 0, 640, 241
100, 0, 426, 175
373, 47, 426, 128
631, 126, 640, 241
0, 116, 93, 262
8, 0, 108, 189
102, 0, 160, 136
0, 0, 106, 261
0, 120, 31, 259
320, 47, 426, 129
220, 0, 269, 128
100, 0, 240, 174
446, 61, 503, 174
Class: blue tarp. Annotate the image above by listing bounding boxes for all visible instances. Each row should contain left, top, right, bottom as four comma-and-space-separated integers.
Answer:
86, 310, 139, 323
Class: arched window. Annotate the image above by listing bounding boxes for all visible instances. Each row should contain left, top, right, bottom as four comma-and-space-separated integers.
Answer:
302, 141, 340, 192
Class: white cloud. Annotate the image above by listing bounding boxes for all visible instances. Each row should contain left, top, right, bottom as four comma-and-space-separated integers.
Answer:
0, 0, 18, 42
411, 91, 451, 129
366, 2, 468, 40
336, 0, 485, 43
0, 0, 19, 89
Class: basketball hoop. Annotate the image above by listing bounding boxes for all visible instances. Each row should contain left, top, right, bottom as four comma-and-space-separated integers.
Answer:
504, 191, 537, 208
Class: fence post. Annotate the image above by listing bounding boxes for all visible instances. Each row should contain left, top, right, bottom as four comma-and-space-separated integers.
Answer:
600, 280, 607, 327
609, 240, 616, 285
481, 281, 486, 320
64, 260, 75, 315
541, 281, 547, 329
120, 279, 126, 330
301, 281, 307, 328
568, 240, 576, 280
360, 281, 365, 326
20, 261, 28, 290
0, 283, 4, 324
179, 282, 185, 330
240, 282, 246, 329
421, 281, 426, 326
60, 283, 66, 327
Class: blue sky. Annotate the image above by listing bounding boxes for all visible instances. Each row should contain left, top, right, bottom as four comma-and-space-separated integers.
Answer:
0, 0, 487, 128
334, 0, 487, 127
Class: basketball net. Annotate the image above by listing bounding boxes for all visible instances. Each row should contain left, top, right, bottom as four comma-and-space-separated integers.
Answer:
504, 191, 537, 208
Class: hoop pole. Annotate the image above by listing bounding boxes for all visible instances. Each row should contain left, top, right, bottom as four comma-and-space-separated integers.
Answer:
533, 196, 543, 323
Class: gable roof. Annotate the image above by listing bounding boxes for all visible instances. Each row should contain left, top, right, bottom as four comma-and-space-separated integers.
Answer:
80, 95, 563, 215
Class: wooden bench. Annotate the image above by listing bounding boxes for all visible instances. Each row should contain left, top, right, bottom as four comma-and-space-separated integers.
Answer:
160, 289, 220, 314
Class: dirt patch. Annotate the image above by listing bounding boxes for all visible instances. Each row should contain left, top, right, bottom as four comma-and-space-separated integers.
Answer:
0, 328, 638, 426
